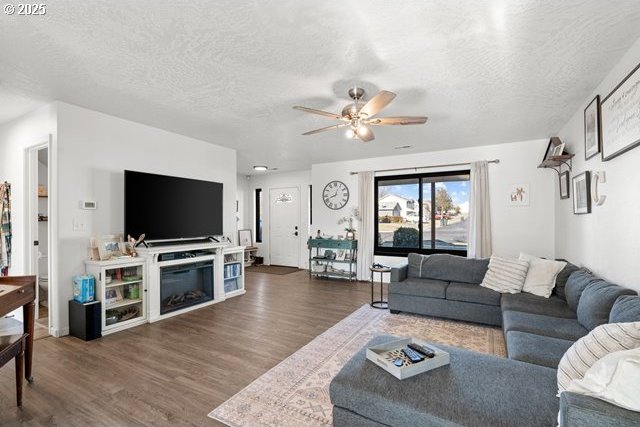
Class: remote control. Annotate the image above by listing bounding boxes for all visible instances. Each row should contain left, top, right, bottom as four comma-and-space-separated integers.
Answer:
401, 347, 425, 363
408, 343, 436, 358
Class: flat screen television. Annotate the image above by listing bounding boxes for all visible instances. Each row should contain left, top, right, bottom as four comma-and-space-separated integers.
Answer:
124, 170, 223, 241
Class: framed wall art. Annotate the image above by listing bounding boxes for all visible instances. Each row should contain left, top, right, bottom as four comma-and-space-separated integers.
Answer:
572, 171, 591, 215
601, 62, 640, 161
584, 95, 601, 160
509, 183, 530, 206
559, 171, 570, 200
238, 229, 253, 246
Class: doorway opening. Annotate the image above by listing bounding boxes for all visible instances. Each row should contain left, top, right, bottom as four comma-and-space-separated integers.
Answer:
26, 143, 51, 338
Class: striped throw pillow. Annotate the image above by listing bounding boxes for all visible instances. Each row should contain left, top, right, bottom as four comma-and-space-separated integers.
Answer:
479, 255, 529, 293
557, 322, 640, 394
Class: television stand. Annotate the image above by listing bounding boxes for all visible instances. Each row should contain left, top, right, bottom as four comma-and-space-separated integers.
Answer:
136, 241, 246, 323
146, 238, 214, 247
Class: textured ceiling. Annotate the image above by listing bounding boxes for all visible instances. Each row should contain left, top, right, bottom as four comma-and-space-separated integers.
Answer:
2, 1, 640, 173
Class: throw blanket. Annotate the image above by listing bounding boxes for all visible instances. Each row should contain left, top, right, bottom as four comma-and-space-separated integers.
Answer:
0, 182, 11, 276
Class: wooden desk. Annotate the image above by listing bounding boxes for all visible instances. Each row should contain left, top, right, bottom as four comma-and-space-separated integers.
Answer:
0, 276, 35, 382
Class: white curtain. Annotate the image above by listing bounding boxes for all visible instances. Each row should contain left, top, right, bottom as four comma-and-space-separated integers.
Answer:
468, 161, 492, 258
357, 171, 374, 280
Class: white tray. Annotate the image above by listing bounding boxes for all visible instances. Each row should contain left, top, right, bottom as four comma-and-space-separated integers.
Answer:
366, 337, 450, 380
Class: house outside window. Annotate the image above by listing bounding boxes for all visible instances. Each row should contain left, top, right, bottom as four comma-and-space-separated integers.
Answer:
375, 171, 470, 257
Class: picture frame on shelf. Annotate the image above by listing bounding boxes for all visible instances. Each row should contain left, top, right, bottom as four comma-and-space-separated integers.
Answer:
584, 95, 601, 160
550, 142, 565, 157
105, 287, 123, 305
344, 252, 352, 262
601, 62, 640, 161
335, 249, 346, 261
541, 137, 563, 162
559, 171, 570, 200
572, 171, 591, 215
97, 234, 124, 260
238, 229, 253, 246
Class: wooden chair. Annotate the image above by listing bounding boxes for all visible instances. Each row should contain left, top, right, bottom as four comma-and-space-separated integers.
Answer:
0, 330, 29, 406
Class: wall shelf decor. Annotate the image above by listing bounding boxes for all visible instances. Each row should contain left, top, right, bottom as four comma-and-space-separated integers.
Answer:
538, 137, 575, 175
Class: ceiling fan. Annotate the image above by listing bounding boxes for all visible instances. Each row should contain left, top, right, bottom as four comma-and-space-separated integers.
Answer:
293, 87, 428, 142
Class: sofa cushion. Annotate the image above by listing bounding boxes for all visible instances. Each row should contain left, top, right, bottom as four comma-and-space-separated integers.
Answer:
388, 277, 448, 299
500, 293, 576, 319
553, 260, 581, 301
331, 335, 559, 427
518, 253, 567, 298
565, 270, 598, 311
407, 253, 488, 284
577, 281, 636, 330
506, 330, 574, 369
610, 295, 640, 323
557, 322, 640, 394
447, 281, 501, 306
480, 255, 530, 294
503, 310, 588, 341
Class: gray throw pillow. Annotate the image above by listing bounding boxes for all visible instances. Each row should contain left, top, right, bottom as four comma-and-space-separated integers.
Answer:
610, 295, 640, 323
577, 281, 636, 330
565, 270, 597, 311
553, 260, 580, 301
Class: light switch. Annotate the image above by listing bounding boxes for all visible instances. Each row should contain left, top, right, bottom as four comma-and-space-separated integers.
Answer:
72, 219, 87, 231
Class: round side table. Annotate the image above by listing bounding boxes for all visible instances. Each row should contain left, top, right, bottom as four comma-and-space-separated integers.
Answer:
370, 266, 391, 309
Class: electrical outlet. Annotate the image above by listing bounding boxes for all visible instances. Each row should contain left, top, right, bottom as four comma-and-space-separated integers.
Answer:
72, 219, 87, 231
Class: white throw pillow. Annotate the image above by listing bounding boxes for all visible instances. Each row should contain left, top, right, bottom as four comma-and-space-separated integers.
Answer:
519, 253, 567, 298
557, 322, 640, 395
566, 347, 640, 412
479, 255, 529, 294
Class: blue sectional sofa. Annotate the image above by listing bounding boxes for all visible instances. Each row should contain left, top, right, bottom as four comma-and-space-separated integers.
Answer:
330, 253, 640, 427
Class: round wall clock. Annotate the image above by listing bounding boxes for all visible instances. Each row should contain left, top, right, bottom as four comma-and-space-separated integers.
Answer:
323, 180, 349, 210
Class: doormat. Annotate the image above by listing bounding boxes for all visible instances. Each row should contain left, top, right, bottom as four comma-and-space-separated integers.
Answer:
209, 304, 505, 427
245, 265, 301, 275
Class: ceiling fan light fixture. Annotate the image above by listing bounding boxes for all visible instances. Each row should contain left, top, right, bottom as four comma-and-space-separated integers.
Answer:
253, 165, 268, 171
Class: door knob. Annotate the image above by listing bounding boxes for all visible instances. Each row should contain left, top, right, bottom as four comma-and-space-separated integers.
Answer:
294, 231, 299, 236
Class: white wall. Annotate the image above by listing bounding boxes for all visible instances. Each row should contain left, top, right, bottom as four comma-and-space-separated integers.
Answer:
556, 37, 640, 292
245, 170, 311, 268
54, 102, 236, 335
0, 104, 57, 276
312, 139, 556, 270
0, 104, 57, 322
236, 174, 250, 235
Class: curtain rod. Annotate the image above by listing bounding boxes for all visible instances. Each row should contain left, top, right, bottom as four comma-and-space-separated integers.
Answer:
349, 159, 500, 175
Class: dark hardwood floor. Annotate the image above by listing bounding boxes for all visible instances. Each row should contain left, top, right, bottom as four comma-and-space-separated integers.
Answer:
0, 271, 375, 426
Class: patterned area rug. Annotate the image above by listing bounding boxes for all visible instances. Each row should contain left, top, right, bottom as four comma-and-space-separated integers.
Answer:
209, 305, 505, 427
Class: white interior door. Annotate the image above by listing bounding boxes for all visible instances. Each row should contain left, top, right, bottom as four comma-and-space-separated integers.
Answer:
269, 187, 300, 267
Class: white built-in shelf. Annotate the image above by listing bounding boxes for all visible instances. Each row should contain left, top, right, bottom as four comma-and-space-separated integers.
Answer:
105, 298, 142, 309
105, 279, 142, 288
224, 275, 241, 280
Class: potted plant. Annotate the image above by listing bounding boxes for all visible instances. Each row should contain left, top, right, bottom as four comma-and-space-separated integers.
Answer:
338, 207, 361, 240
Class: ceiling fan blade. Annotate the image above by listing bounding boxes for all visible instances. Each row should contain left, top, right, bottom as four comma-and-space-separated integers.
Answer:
357, 125, 375, 142
293, 106, 342, 120
358, 90, 396, 118
302, 123, 349, 135
369, 116, 428, 126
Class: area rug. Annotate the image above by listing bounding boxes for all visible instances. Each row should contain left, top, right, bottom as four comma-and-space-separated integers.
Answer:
245, 265, 301, 275
209, 304, 505, 427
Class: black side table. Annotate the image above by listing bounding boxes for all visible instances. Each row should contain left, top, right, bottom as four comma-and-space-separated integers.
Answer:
370, 266, 391, 309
